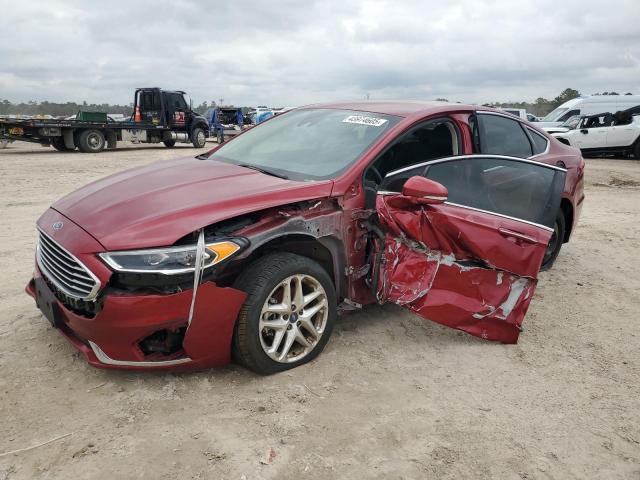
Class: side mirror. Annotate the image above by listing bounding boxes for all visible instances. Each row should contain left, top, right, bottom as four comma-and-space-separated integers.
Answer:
402, 176, 448, 204
580, 129, 588, 134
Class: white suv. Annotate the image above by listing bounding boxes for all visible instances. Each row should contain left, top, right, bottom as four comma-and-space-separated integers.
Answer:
553, 113, 640, 158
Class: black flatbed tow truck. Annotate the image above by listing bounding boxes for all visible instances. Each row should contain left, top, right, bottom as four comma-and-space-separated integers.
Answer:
0, 88, 210, 153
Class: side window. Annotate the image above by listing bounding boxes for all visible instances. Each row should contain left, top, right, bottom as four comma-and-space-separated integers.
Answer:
558, 109, 580, 122
478, 114, 533, 158
425, 157, 564, 228
527, 128, 549, 155
371, 119, 459, 179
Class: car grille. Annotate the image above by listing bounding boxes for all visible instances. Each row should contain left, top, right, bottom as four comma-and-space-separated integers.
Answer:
37, 231, 100, 300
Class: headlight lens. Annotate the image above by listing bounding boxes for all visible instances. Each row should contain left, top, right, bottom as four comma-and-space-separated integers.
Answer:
99, 240, 243, 274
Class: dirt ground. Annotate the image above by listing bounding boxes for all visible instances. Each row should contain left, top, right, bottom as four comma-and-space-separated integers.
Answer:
0, 141, 638, 480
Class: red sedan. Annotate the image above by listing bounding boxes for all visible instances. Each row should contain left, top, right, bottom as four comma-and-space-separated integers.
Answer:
27, 102, 585, 374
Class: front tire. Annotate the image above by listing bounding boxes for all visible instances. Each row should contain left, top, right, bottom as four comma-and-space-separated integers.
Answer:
541, 211, 565, 271
233, 253, 336, 375
633, 141, 640, 160
191, 127, 206, 148
163, 139, 176, 148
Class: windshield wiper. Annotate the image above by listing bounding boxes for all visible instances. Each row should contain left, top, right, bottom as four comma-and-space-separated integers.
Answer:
238, 164, 289, 180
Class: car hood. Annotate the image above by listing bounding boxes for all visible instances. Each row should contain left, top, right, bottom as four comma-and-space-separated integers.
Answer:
52, 157, 333, 251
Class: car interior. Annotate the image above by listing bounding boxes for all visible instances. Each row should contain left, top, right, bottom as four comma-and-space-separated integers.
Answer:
363, 118, 460, 206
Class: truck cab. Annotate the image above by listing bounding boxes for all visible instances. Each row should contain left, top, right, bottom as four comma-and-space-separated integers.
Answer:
135, 88, 209, 148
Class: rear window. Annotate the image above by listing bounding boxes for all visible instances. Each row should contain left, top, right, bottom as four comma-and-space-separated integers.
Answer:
527, 128, 549, 155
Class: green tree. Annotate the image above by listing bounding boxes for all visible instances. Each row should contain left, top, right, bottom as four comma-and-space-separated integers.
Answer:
553, 88, 580, 106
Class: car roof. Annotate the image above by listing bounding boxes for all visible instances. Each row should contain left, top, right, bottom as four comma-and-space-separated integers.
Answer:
300, 100, 480, 118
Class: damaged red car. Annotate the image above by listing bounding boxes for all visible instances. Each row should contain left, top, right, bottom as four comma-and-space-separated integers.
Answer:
27, 102, 585, 374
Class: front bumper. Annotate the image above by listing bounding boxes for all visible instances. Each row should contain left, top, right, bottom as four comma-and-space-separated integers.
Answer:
28, 207, 247, 370
26, 269, 247, 370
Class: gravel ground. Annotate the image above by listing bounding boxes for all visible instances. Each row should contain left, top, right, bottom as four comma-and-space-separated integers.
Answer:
0, 141, 638, 479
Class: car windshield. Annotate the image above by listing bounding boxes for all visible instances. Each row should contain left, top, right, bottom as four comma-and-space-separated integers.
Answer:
542, 107, 568, 122
209, 108, 400, 181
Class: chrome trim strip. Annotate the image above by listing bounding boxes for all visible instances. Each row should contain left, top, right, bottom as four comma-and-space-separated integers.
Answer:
385, 154, 566, 178
36, 229, 102, 301
423, 195, 447, 201
376, 191, 553, 232
444, 202, 554, 232
89, 341, 192, 367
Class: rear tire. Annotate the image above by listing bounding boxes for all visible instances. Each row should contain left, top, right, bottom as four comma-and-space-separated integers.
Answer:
540, 211, 566, 271
77, 129, 105, 153
232, 253, 336, 375
191, 127, 206, 148
51, 137, 69, 151
163, 139, 176, 148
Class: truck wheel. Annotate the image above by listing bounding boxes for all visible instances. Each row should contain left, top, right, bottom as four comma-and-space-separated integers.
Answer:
77, 129, 106, 153
232, 253, 336, 375
540, 211, 565, 271
191, 127, 206, 148
51, 137, 70, 151
163, 139, 176, 148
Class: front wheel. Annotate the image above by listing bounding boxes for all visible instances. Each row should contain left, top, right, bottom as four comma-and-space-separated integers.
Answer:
540, 211, 565, 271
191, 127, 206, 148
163, 139, 176, 148
633, 141, 640, 160
233, 253, 336, 375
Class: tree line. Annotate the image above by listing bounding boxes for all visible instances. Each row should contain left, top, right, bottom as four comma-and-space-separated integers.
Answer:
0, 99, 213, 117
0, 89, 634, 118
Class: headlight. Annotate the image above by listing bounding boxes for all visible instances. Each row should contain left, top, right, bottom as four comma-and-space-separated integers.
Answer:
99, 240, 243, 275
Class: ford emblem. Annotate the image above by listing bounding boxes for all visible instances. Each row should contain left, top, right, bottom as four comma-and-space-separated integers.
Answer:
52, 221, 63, 231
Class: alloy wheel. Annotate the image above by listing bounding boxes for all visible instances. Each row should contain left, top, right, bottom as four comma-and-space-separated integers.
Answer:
259, 274, 328, 363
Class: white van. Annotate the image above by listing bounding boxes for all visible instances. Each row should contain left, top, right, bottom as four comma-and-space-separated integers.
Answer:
538, 95, 640, 127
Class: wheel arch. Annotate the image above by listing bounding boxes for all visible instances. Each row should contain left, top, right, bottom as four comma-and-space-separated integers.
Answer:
560, 197, 574, 242
191, 121, 209, 137
239, 233, 346, 299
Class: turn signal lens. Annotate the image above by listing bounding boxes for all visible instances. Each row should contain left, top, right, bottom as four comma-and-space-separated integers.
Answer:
206, 241, 242, 265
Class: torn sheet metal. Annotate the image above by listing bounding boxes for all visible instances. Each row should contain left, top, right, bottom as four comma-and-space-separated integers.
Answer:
375, 195, 550, 344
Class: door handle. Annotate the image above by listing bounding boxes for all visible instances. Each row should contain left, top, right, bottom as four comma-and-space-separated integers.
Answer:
498, 227, 537, 244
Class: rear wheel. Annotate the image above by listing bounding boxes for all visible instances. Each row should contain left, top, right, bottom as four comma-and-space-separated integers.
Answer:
77, 129, 105, 153
51, 137, 70, 151
163, 139, 176, 148
191, 127, 206, 148
233, 253, 336, 375
541, 211, 565, 271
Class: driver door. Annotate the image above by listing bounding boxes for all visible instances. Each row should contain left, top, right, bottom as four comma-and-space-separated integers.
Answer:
373, 155, 566, 343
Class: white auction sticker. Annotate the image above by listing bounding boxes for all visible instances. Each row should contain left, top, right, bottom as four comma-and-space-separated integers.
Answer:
342, 115, 388, 127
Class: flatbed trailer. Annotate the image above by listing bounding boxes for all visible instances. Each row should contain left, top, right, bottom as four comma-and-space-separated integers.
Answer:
0, 88, 210, 153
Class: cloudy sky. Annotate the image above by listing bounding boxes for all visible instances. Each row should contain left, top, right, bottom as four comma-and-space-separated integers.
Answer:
1, 0, 639, 106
